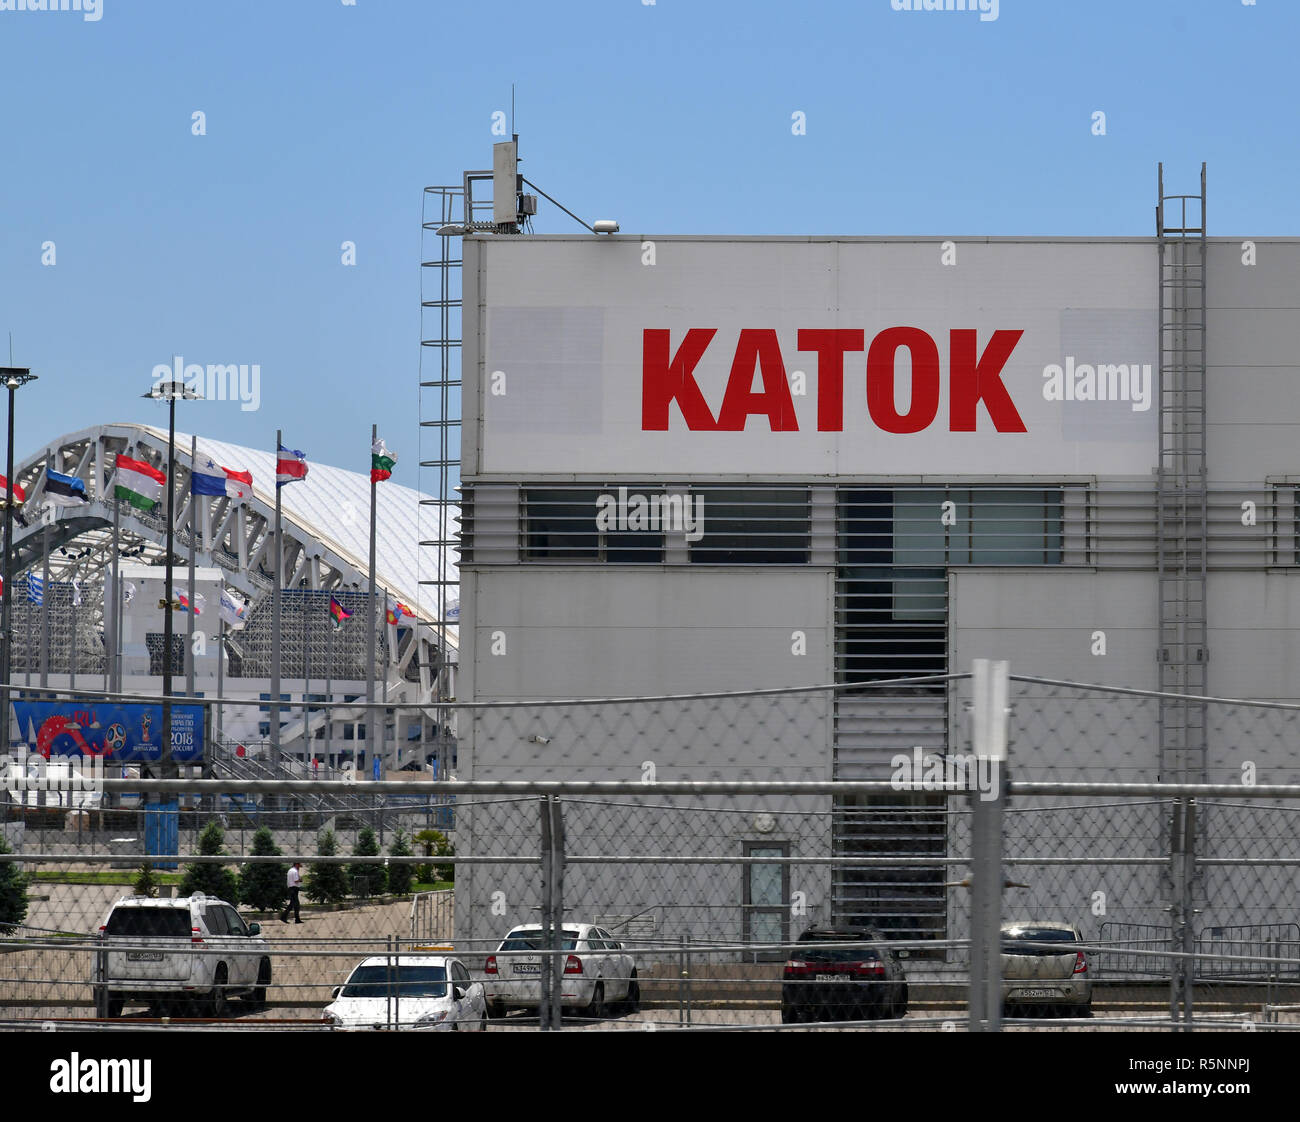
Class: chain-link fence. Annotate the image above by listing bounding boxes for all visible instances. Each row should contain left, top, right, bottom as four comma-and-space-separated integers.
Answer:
3, 669, 1300, 1030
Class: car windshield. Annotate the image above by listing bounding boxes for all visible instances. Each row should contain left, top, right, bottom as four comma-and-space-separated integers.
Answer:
1002, 928, 1079, 954
798, 945, 881, 963
340, 965, 448, 998
104, 908, 191, 937
500, 929, 579, 952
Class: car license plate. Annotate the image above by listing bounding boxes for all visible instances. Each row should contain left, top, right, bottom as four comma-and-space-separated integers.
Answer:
814, 974, 850, 982
513, 964, 540, 976
1017, 988, 1053, 998
127, 951, 164, 961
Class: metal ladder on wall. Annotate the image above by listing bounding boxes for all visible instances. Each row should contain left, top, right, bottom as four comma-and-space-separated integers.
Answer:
1155, 162, 1208, 785
1156, 162, 1208, 1029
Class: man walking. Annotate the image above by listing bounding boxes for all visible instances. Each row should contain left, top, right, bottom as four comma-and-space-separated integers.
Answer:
281, 862, 303, 924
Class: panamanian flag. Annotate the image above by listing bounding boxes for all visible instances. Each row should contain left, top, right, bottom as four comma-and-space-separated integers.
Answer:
192, 456, 253, 499
276, 444, 308, 487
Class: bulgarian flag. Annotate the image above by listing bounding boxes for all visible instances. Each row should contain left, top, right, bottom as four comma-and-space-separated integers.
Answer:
329, 595, 352, 630
114, 455, 166, 511
371, 438, 396, 484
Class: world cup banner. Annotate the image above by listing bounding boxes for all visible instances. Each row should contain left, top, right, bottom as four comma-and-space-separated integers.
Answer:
10, 700, 205, 763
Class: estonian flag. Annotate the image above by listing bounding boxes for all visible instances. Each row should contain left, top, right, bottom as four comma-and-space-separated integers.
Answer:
44, 469, 90, 507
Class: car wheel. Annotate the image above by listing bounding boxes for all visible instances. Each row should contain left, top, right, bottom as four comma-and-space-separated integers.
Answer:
897, 982, 909, 1018
244, 959, 271, 1009
624, 971, 640, 1015
480, 1006, 488, 1031
106, 994, 123, 1019
585, 981, 605, 1019
780, 1005, 802, 1025
209, 965, 229, 1018
488, 1000, 506, 1019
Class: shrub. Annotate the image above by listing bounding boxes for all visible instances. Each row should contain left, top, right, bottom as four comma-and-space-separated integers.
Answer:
238, 827, 288, 912
179, 819, 239, 902
132, 863, 158, 898
305, 829, 349, 904
349, 826, 387, 897
0, 834, 29, 928
415, 829, 455, 884
387, 829, 412, 896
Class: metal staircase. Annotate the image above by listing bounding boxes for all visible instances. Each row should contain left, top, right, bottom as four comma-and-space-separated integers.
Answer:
1155, 163, 1209, 784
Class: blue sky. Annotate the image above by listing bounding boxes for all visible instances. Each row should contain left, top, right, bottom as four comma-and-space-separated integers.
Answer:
0, 0, 1293, 486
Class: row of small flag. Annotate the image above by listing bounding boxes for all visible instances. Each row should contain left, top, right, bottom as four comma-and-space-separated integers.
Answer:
0, 437, 398, 512
15, 574, 408, 634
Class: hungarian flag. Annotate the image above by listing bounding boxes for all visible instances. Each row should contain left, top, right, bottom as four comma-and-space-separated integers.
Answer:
276, 444, 308, 487
329, 595, 352, 629
192, 457, 253, 499
45, 469, 90, 507
370, 438, 396, 484
385, 597, 411, 625
114, 455, 166, 511
0, 474, 26, 505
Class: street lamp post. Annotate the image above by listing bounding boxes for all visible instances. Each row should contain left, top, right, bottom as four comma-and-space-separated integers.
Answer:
142, 379, 200, 779
0, 367, 37, 752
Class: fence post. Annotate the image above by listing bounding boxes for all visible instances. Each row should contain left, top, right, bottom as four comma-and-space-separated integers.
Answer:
539, 794, 553, 1030
548, 794, 565, 1031
968, 658, 1009, 1032
1168, 797, 1197, 1028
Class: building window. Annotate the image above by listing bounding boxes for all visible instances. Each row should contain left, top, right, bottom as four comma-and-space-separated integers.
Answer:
742, 841, 790, 962
524, 487, 664, 562
690, 487, 811, 565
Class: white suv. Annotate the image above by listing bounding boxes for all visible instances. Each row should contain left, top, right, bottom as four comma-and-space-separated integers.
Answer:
94, 895, 272, 1018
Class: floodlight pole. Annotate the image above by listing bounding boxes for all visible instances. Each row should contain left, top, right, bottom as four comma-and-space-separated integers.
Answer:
0, 368, 36, 753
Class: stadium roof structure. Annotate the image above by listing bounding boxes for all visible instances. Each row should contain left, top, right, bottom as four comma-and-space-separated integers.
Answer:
5, 422, 458, 674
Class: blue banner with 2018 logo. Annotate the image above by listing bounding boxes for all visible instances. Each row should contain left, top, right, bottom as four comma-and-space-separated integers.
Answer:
11, 700, 204, 763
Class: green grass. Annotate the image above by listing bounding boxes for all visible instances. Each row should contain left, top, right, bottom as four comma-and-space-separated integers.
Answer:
411, 881, 454, 893
33, 870, 186, 886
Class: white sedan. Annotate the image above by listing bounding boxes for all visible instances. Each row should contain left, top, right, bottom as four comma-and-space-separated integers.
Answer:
484, 923, 640, 1018
323, 954, 487, 1030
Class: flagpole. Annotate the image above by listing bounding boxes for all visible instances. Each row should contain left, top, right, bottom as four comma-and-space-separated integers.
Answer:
39, 454, 50, 690
69, 557, 78, 692
271, 429, 282, 782
108, 496, 119, 695
303, 588, 311, 761
215, 612, 225, 748
366, 423, 377, 776
186, 435, 196, 699
325, 611, 333, 766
